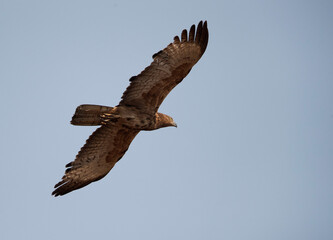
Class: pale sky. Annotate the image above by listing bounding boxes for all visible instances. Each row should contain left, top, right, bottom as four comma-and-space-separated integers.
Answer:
1, 0, 332, 239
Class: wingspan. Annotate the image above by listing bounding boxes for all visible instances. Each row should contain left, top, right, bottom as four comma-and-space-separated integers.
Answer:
52, 124, 139, 196
119, 21, 208, 114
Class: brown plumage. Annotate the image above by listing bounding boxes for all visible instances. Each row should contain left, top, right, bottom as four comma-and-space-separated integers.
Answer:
52, 21, 209, 196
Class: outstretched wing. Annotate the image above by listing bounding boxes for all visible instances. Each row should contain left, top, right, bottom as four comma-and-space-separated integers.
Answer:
119, 21, 208, 115
52, 124, 139, 196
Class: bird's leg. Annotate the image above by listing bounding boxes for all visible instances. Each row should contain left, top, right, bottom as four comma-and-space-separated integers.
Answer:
100, 113, 121, 124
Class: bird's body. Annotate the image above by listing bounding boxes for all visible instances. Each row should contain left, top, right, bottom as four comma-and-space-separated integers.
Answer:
52, 21, 209, 196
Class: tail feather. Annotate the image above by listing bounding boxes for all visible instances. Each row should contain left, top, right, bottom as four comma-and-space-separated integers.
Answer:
71, 104, 114, 126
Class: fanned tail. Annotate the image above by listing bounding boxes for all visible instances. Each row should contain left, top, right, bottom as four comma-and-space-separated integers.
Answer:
71, 104, 114, 126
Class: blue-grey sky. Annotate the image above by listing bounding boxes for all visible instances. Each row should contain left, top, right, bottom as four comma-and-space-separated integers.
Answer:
1, 0, 332, 239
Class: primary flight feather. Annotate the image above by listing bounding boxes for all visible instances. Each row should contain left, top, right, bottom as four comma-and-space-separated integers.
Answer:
52, 21, 209, 196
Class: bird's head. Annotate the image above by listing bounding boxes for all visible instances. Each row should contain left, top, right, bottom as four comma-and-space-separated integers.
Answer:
155, 113, 177, 129
168, 116, 177, 128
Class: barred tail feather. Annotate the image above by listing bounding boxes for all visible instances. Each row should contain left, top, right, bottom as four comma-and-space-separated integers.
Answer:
71, 104, 114, 126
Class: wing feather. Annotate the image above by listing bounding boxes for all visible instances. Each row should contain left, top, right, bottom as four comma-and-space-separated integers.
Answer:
119, 21, 208, 114
189, 24, 195, 42
52, 124, 139, 196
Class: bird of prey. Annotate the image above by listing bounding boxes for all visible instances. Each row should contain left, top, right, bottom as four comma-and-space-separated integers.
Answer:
52, 21, 209, 196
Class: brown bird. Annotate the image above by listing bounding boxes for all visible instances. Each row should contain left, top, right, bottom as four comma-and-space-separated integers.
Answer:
52, 21, 209, 196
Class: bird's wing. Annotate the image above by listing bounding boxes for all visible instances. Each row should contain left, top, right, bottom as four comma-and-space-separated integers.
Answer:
118, 21, 208, 115
52, 124, 139, 196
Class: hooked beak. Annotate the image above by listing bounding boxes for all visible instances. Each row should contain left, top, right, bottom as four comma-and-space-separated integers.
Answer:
172, 122, 177, 128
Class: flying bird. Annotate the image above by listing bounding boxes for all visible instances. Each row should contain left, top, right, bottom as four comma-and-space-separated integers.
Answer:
52, 21, 209, 196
